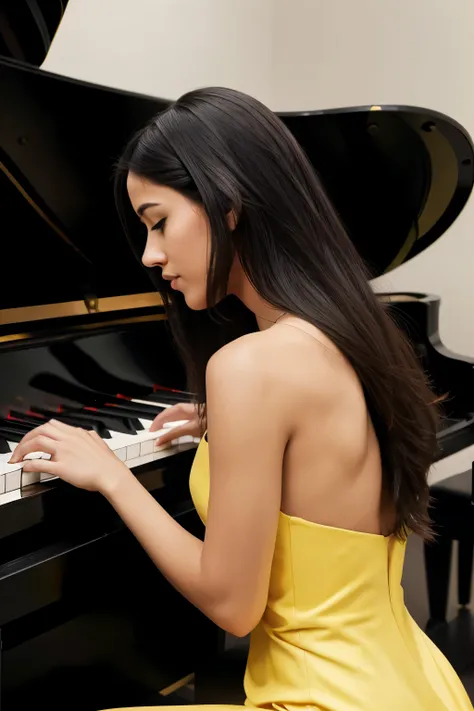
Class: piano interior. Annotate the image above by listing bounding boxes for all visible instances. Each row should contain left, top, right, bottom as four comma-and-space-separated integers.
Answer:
1, 58, 474, 709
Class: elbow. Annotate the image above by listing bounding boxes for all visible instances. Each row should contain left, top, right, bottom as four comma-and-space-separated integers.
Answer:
213, 601, 262, 638
222, 619, 255, 638
200, 575, 266, 637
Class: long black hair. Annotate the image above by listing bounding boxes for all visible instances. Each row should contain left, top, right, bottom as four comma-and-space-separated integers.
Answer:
114, 86, 439, 539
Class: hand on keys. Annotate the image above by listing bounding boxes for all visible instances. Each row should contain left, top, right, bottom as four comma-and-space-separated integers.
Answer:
150, 402, 205, 444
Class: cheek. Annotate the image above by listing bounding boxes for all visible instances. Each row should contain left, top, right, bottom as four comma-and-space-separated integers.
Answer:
181, 218, 210, 275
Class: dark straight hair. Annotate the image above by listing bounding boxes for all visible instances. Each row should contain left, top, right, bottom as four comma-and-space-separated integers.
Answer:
114, 86, 439, 539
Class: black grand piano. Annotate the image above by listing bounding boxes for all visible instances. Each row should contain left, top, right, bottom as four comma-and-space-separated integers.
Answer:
1, 57, 474, 710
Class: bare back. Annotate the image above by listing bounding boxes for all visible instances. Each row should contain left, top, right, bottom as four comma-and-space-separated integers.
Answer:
260, 316, 395, 537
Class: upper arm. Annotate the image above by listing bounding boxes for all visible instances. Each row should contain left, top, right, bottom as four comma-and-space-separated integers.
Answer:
201, 337, 289, 636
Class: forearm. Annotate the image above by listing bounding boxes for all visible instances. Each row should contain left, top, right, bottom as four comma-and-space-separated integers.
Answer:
102, 470, 222, 622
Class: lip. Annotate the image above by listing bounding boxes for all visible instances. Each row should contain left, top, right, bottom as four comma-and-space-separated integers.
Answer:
162, 273, 180, 286
170, 277, 180, 290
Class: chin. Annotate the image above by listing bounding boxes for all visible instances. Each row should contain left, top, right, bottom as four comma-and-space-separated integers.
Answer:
182, 291, 208, 311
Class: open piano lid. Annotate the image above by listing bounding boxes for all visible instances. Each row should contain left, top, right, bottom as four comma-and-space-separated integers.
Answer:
1, 57, 473, 316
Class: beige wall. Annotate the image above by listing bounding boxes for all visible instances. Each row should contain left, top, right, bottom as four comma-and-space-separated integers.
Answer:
273, 0, 474, 360
42, 0, 274, 104
44, 0, 474, 360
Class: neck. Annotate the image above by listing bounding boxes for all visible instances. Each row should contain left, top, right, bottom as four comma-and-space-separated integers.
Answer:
254, 306, 286, 331
228, 272, 285, 330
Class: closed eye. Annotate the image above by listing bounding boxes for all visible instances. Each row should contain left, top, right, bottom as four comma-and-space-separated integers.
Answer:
152, 218, 166, 232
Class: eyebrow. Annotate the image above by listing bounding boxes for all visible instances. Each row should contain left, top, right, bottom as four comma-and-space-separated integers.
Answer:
137, 202, 161, 217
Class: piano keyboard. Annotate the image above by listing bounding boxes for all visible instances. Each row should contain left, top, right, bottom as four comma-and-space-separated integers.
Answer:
0, 409, 198, 500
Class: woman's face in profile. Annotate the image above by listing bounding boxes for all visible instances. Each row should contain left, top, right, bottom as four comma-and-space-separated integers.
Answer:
127, 172, 211, 310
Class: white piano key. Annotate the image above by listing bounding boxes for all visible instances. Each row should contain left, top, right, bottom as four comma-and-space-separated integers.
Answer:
22, 471, 41, 487
106, 421, 187, 458
126, 443, 140, 460
0, 444, 17, 475
140, 439, 154, 455
5, 469, 21, 492
107, 430, 138, 446
0, 444, 50, 468
40, 472, 56, 481
3, 459, 25, 475
132, 399, 172, 408
0, 419, 199, 499
163, 420, 189, 429
115, 448, 127, 462
24, 451, 49, 460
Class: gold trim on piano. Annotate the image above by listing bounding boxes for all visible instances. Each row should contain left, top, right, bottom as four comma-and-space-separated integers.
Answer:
378, 293, 421, 302
159, 674, 195, 697
0, 293, 163, 326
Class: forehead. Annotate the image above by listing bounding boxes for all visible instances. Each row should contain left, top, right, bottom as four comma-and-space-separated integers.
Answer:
126, 173, 175, 208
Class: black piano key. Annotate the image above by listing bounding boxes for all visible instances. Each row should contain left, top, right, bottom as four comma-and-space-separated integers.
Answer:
30, 372, 183, 415
60, 416, 111, 438
146, 388, 193, 405
102, 400, 164, 420
0, 436, 10, 454
30, 373, 149, 412
8, 411, 46, 426
31, 406, 134, 436
79, 408, 142, 433
0, 427, 27, 442
10, 410, 111, 439
0, 419, 32, 435
55, 415, 111, 438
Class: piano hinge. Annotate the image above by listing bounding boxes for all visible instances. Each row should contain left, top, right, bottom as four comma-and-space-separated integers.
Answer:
84, 295, 99, 313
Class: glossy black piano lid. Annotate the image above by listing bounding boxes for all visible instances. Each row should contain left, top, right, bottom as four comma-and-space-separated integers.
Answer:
1, 56, 474, 311
283, 107, 474, 275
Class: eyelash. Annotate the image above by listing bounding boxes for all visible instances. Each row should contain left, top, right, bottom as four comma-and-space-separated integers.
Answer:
151, 218, 166, 233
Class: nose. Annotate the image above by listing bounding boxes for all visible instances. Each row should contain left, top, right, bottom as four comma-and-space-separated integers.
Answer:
142, 239, 167, 269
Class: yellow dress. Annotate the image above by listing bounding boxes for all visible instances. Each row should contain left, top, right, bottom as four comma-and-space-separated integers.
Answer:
107, 437, 473, 711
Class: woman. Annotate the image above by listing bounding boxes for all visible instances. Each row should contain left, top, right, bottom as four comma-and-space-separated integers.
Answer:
10, 87, 471, 710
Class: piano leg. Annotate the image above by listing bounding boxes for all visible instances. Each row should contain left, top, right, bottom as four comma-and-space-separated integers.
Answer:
458, 538, 474, 608
424, 535, 453, 625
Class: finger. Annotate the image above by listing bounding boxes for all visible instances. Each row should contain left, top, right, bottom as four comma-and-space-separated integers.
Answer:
154, 422, 195, 445
10, 435, 57, 463
22, 457, 59, 475
150, 403, 192, 425
50, 419, 92, 441
87, 429, 110, 450
47, 418, 77, 433
149, 403, 194, 431
8, 421, 63, 456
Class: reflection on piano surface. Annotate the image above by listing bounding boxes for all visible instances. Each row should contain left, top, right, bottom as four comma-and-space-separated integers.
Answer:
1, 57, 474, 709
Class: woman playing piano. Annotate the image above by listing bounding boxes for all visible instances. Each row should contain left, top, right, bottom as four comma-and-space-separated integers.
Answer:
10, 87, 472, 710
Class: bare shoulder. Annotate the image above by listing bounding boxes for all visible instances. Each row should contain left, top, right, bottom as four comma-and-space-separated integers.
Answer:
206, 321, 355, 406
207, 331, 275, 375
205, 331, 277, 402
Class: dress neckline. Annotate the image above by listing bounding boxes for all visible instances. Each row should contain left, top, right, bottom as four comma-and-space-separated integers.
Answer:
198, 436, 395, 542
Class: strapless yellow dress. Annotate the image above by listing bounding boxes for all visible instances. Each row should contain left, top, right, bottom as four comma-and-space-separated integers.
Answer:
107, 437, 473, 711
